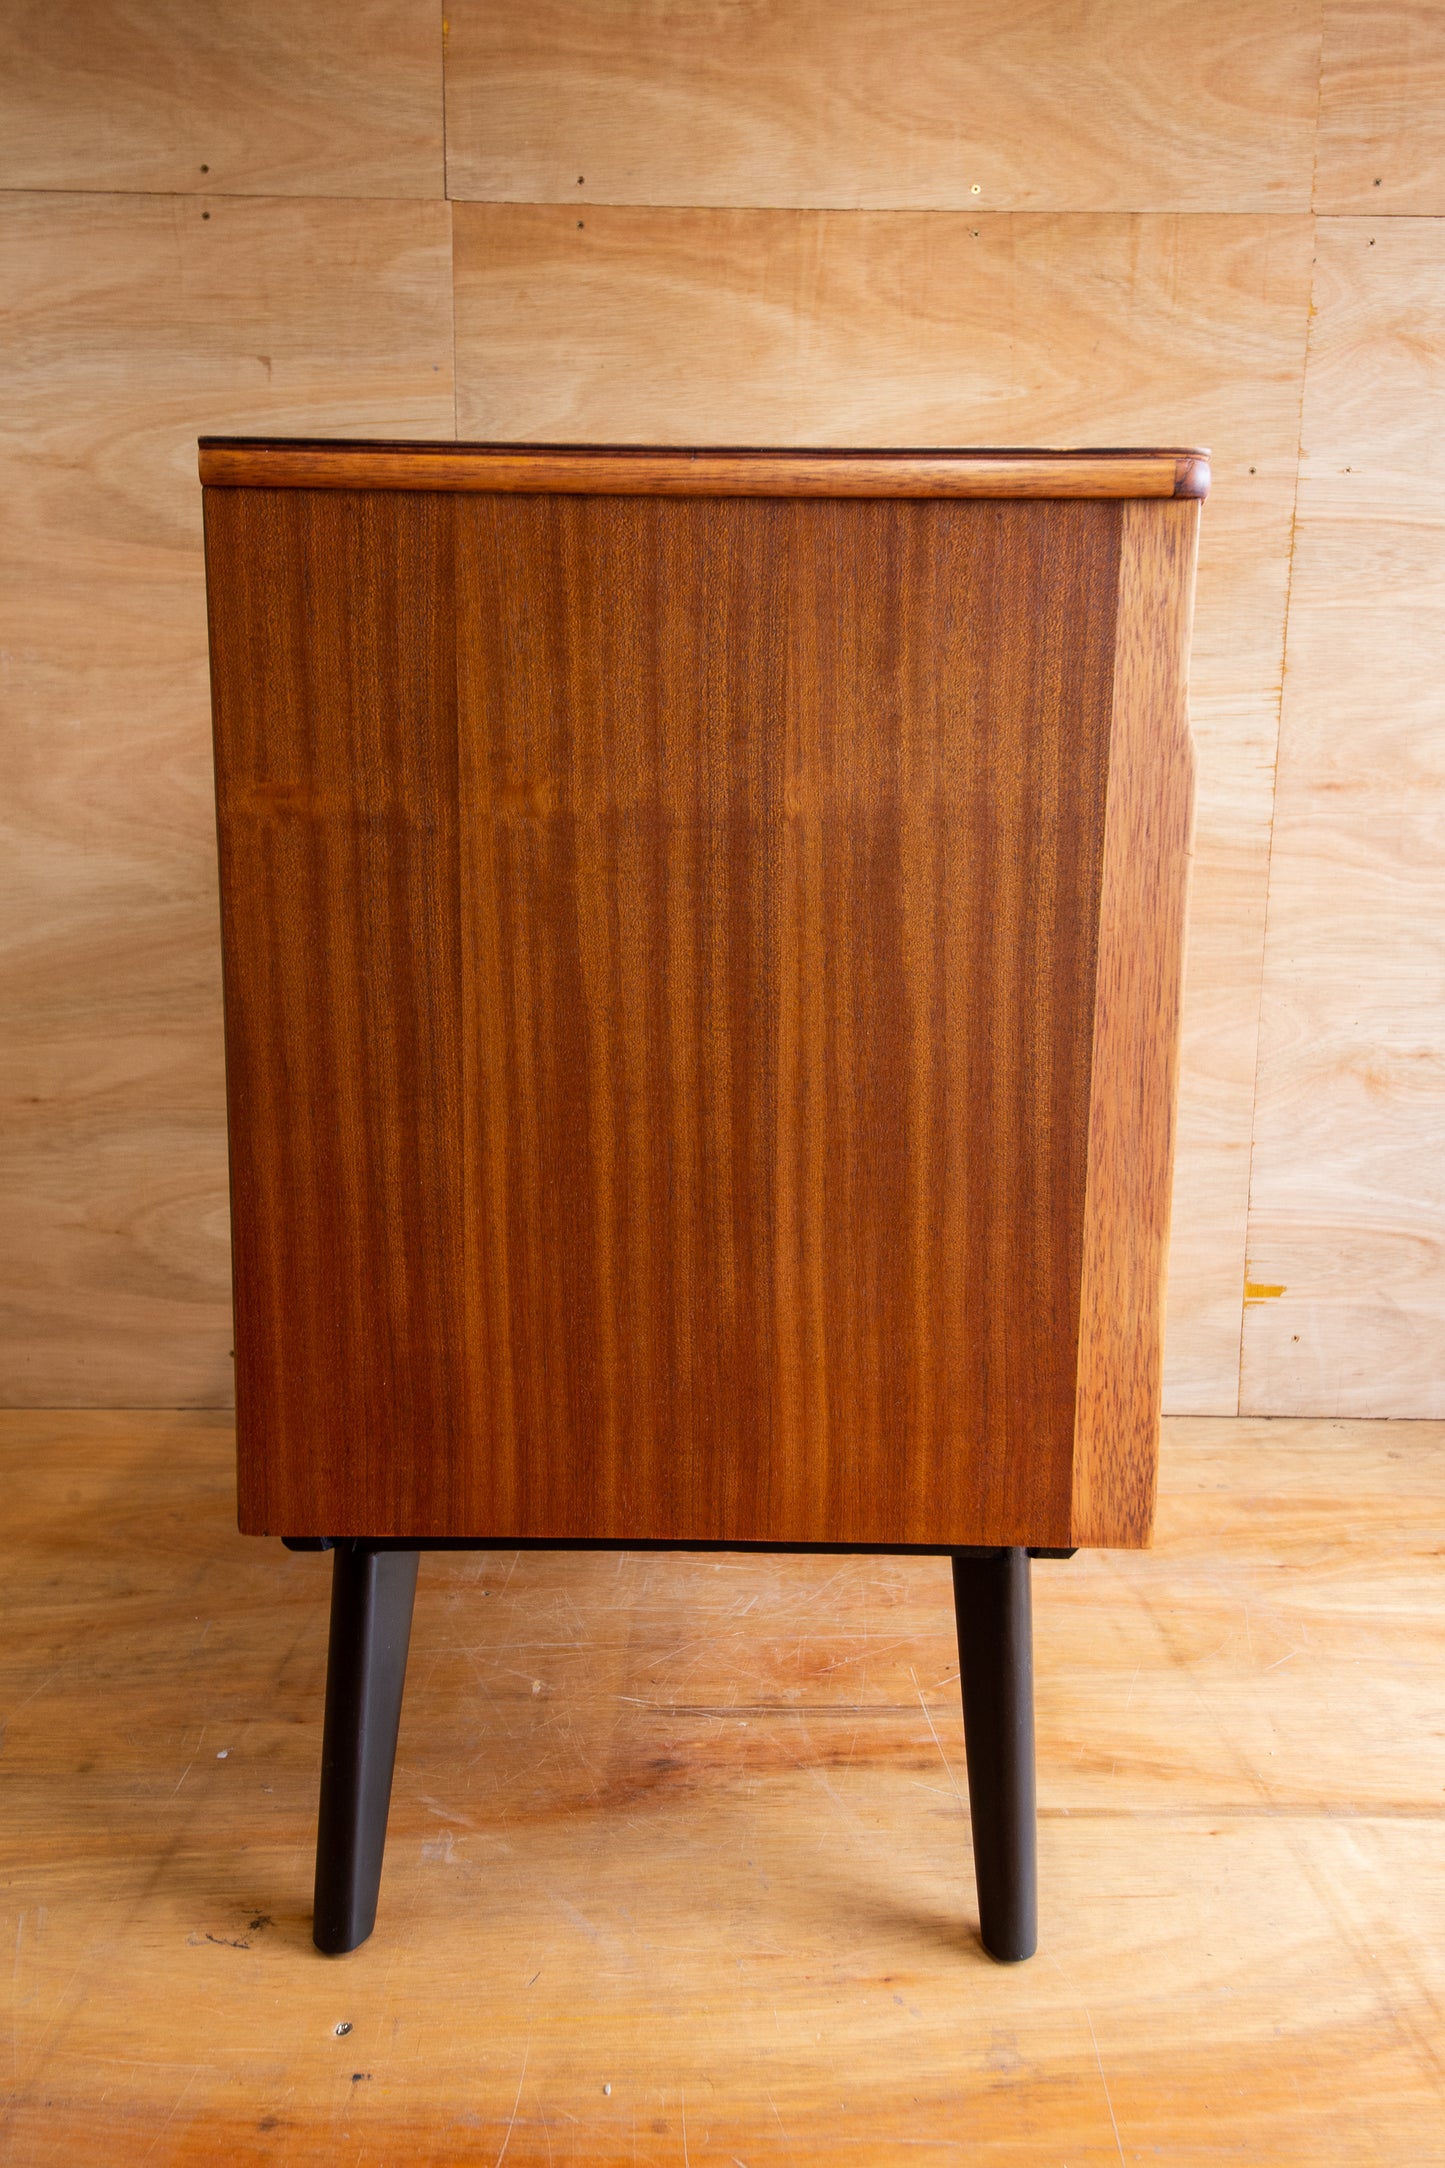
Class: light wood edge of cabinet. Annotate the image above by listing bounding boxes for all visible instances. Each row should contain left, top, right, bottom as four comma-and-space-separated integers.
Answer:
1071, 497, 1201, 1548
197, 444, 1210, 500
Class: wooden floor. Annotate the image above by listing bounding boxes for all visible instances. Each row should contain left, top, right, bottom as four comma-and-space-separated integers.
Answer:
1, 1413, 1442, 2163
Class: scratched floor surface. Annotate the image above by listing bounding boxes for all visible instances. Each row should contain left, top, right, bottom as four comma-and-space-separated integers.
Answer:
1, 1410, 1443, 2163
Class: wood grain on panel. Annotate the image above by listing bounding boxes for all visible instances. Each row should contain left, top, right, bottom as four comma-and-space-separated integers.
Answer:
452, 204, 1316, 1412
445, 0, 1320, 212
205, 489, 472, 1532
1244, 220, 1445, 1415
198, 441, 1208, 498
1316, 2, 1445, 212
451, 207, 1314, 456
0, 192, 454, 1405
0, 0, 443, 198
4, 1410, 1445, 2162
1073, 500, 1199, 1544
208, 482, 1144, 1544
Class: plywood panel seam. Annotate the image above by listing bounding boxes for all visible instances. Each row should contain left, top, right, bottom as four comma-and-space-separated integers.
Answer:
440, 0, 455, 250
445, 197, 459, 442
1312, 210, 1445, 222
442, 198, 1344, 219
1305, 0, 1328, 215
1238, 221, 1322, 1416
446, 201, 1329, 216
0, 183, 456, 207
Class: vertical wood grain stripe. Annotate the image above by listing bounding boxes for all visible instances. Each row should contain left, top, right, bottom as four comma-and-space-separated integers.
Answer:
1071, 498, 1200, 1545
206, 489, 472, 1537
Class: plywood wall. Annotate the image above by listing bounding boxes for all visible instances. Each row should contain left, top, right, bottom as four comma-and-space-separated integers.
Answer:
1, 1, 1440, 1416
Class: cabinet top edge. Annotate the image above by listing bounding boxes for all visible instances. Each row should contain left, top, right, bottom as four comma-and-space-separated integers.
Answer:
198, 440, 1211, 501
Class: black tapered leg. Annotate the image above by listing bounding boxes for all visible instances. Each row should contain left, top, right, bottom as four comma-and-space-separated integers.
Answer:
951, 1547, 1037, 1962
313, 1543, 419, 1955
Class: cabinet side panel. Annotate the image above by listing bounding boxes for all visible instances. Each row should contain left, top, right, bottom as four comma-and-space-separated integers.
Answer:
1072, 498, 1200, 1546
204, 488, 468, 1535
453, 494, 1119, 1544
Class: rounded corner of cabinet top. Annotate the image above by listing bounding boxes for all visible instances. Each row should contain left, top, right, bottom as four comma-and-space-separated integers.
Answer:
1173, 453, 1211, 501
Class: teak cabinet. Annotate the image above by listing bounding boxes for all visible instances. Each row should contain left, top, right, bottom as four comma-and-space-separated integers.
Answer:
202, 441, 1206, 1961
